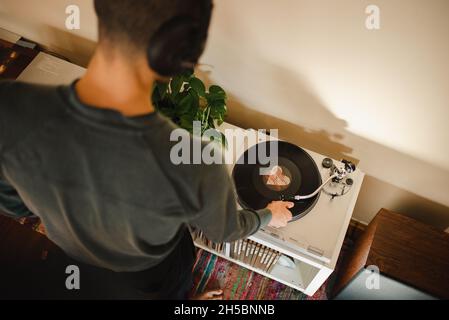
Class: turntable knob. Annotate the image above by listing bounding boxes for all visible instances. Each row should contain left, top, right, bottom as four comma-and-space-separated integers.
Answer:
346, 178, 354, 186
322, 158, 333, 169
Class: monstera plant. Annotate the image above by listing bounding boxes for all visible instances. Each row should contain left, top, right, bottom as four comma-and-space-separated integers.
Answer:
152, 71, 228, 147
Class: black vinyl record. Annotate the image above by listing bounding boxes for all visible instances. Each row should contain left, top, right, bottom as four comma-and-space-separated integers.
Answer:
232, 141, 322, 221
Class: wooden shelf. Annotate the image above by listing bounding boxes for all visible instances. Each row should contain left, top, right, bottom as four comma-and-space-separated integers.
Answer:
194, 238, 321, 294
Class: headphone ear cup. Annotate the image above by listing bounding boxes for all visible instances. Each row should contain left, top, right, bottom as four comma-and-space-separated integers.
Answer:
147, 18, 205, 77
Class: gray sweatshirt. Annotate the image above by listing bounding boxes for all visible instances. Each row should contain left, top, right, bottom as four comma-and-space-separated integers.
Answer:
0, 80, 271, 272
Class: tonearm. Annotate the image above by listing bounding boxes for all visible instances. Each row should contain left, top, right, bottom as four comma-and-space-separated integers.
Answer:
281, 160, 356, 201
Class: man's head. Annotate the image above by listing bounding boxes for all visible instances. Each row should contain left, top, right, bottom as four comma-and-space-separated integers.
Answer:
94, 0, 213, 76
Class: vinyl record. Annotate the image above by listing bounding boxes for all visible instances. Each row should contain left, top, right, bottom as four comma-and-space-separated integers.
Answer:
232, 141, 322, 221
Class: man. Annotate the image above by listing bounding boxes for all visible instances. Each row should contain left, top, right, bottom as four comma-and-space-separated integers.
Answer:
0, 0, 293, 299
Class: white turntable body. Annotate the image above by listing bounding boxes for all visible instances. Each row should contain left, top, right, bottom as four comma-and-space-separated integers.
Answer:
193, 122, 364, 296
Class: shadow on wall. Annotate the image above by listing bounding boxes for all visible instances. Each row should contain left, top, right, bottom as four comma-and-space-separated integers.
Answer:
197, 67, 357, 164
196, 65, 449, 230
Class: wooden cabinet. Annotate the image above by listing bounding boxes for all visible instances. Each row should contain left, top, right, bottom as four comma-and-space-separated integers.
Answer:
333, 209, 449, 299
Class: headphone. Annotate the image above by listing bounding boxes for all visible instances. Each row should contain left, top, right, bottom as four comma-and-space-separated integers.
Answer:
147, 0, 213, 77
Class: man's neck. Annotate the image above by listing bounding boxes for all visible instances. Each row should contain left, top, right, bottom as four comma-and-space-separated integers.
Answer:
76, 47, 156, 117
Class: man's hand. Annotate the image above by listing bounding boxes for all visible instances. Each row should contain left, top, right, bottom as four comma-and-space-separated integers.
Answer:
266, 201, 294, 228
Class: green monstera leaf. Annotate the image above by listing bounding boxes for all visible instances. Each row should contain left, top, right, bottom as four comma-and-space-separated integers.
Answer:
152, 73, 228, 148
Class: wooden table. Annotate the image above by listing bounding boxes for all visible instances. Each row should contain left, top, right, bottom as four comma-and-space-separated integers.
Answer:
333, 209, 449, 299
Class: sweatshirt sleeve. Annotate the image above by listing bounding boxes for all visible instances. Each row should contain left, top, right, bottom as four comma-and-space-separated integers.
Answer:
188, 162, 272, 243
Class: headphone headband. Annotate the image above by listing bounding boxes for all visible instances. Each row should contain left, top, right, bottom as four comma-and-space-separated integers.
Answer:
147, 0, 213, 77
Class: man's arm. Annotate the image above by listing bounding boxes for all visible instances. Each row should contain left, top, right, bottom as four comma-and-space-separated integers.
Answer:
191, 184, 271, 243
188, 162, 293, 243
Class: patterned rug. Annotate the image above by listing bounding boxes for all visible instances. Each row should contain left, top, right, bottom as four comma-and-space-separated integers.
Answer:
190, 249, 329, 300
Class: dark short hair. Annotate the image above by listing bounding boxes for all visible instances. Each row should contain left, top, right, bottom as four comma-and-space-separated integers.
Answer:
94, 0, 210, 51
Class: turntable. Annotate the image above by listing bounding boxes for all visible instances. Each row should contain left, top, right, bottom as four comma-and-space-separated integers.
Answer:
193, 122, 364, 296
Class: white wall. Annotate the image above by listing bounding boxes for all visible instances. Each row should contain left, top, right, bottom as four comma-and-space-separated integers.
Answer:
1, 0, 448, 228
